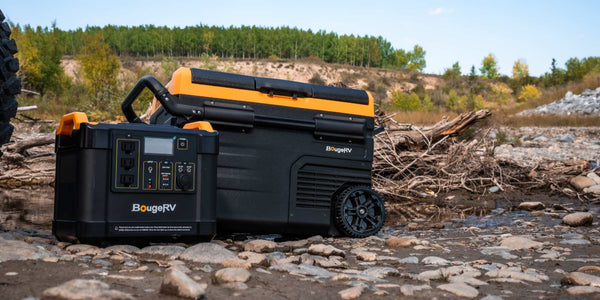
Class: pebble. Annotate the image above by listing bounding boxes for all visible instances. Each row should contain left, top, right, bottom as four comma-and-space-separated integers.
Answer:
307, 244, 345, 257
570, 176, 596, 191
486, 269, 543, 283
561, 272, 600, 286
400, 284, 432, 296
42, 279, 134, 300
160, 269, 206, 299
385, 237, 419, 248
567, 286, 600, 295
244, 239, 277, 253
222, 282, 249, 290
221, 258, 252, 269
421, 256, 450, 266
338, 285, 364, 300
179, 243, 237, 264
5, 272, 18, 276
214, 267, 251, 283
355, 250, 377, 262
560, 239, 591, 245
105, 245, 140, 254
577, 266, 600, 273
437, 282, 479, 298
517, 201, 546, 211
562, 212, 594, 227
398, 256, 419, 264
480, 248, 518, 260
135, 245, 185, 259
269, 263, 336, 278
65, 244, 98, 254
448, 275, 488, 286
0, 237, 55, 262
81, 269, 109, 276
499, 236, 543, 250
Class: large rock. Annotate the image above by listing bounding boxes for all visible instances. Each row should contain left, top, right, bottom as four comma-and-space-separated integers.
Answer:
437, 283, 478, 298
499, 236, 543, 250
571, 176, 596, 192
244, 239, 277, 253
584, 185, 600, 194
561, 272, 600, 286
307, 244, 345, 257
562, 212, 594, 227
0, 237, 55, 262
385, 237, 419, 248
588, 172, 600, 185
42, 279, 134, 300
214, 267, 251, 283
160, 269, 206, 299
179, 243, 237, 264
517, 201, 546, 211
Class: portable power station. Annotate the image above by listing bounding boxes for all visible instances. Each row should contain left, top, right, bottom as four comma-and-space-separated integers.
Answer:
123, 68, 386, 238
53, 112, 218, 243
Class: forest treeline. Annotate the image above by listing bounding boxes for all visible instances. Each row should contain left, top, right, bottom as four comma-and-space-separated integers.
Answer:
13, 23, 427, 70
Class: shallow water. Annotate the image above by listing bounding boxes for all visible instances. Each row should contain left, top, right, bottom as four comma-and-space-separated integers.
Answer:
0, 186, 54, 230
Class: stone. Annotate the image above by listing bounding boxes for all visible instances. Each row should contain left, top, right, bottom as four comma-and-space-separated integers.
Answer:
419, 269, 444, 281
561, 272, 600, 286
480, 248, 518, 260
65, 244, 98, 254
488, 186, 500, 193
561, 239, 591, 245
244, 239, 277, 253
355, 251, 377, 262
136, 245, 186, 259
480, 296, 504, 300
42, 279, 134, 300
499, 236, 543, 250
486, 269, 543, 283
315, 256, 345, 268
385, 237, 419, 248
222, 282, 249, 290
559, 133, 576, 143
105, 245, 140, 254
587, 172, 600, 185
584, 185, 600, 194
338, 285, 364, 300
571, 176, 596, 192
398, 256, 419, 264
107, 275, 144, 281
269, 263, 336, 278
307, 244, 345, 257
168, 264, 193, 274
421, 256, 449, 266
437, 282, 478, 298
562, 212, 594, 227
578, 266, 600, 273
0, 237, 55, 262
400, 284, 431, 296
281, 239, 309, 250
214, 267, 251, 283
179, 243, 237, 264
92, 258, 113, 268
518, 201, 546, 211
221, 258, 252, 269
361, 267, 400, 279
82, 269, 109, 276
448, 275, 488, 286
567, 286, 600, 295
160, 269, 206, 299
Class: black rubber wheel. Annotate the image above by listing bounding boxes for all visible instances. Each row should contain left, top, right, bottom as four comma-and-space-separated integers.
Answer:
0, 9, 20, 154
334, 185, 386, 238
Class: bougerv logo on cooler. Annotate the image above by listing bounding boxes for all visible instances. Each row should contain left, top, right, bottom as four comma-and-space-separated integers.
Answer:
131, 203, 176, 214
325, 146, 352, 154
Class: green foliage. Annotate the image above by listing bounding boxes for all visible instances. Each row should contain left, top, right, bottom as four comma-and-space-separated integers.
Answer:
308, 73, 326, 85
443, 61, 461, 79
391, 90, 421, 111
480, 53, 499, 79
406, 45, 426, 71
469, 65, 477, 81
421, 94, 435, 111
160, 56, 179, 81
512, 59, 529, 81
77, 33, 121, 107
445, 90, 468, 112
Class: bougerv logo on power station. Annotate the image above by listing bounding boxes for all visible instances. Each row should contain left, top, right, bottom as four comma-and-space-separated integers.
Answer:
131, 203, 177, 214
325, 145, 352, 154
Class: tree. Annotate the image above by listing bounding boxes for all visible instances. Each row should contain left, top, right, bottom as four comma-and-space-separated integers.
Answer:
77, 33, 121, 106
512, 59, 529, 81
469, 65, 477, 81
479, 53, 499, 79
443, 61, 461, 79
391, 90, 421, 111
518, 84, 541, 102
407, 44, 426, 71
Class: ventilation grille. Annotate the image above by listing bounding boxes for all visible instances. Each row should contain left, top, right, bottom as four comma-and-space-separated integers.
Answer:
295, 164, 370, 209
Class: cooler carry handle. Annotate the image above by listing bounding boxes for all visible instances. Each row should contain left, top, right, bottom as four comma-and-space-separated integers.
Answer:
122, 75, 202, 123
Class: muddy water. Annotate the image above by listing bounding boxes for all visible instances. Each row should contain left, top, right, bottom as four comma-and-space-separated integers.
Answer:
0, 186, 54, 230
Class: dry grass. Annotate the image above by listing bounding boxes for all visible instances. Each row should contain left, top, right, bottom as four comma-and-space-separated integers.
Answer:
500, 114, 600, 127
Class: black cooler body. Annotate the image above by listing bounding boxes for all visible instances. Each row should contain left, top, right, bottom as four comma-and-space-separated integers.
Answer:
53, 116, 218, 243
150, 68, 378, 235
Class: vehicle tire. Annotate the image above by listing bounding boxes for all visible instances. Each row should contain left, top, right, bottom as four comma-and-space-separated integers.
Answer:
0, 9, 21, 153
333, 185, 386, 238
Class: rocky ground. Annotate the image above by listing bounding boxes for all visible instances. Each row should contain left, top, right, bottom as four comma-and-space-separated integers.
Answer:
518, 88, 600, 116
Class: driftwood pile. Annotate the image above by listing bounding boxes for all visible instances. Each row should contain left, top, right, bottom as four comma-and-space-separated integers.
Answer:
372, 109, 589, 224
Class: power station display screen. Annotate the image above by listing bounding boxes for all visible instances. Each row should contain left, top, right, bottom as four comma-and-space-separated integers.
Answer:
144, 137, 173, 155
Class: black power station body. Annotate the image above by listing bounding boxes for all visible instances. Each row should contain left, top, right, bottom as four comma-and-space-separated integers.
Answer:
53, 114, 218, 244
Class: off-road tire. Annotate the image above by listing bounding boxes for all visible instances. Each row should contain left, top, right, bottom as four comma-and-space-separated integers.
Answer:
0, 9, 20, 153
333, 185, 386, 238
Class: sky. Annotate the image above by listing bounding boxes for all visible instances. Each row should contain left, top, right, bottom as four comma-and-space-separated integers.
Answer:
1, 0, 599, 76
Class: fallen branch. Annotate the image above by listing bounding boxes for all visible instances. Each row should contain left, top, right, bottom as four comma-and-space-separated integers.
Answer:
6, 134, 55, 155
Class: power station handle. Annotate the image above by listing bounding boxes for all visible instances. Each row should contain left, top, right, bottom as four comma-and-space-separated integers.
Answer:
122, 76, 203, 123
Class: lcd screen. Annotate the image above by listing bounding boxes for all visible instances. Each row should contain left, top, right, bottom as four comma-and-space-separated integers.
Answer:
144, 137, 173, 155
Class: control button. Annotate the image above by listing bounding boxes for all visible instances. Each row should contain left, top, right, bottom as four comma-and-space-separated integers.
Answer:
177, 138, 188, 150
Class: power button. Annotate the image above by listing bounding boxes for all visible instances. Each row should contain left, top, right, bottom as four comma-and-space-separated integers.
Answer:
177, 138, 188, 150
